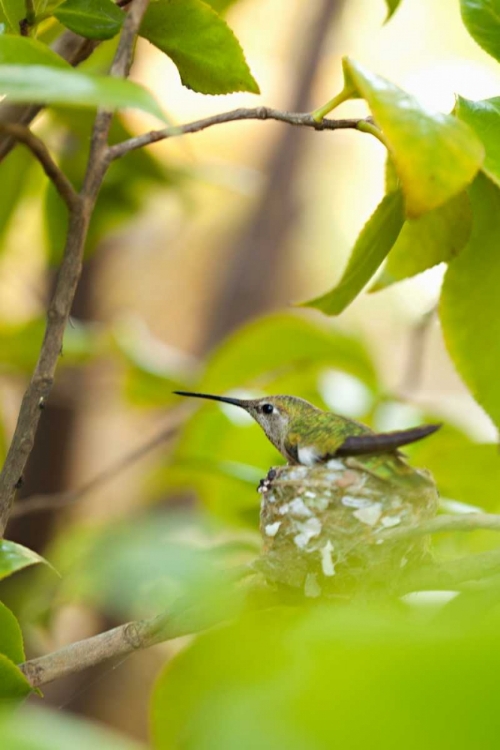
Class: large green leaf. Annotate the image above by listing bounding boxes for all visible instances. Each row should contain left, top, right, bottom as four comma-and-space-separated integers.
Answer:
460, 0, 500, 62
55, 0, 124, 41
302, 190, 405, 315
139, 0, 259, 95
0, 35, 69, 66
0, 65, 165, 119
455, 96, 500, 187
371, 191, 472, 291
0, 601, 25, 664
343, 58, 484, 217
0, 706, 146, 749
152, 605, 500, 749
0, 655, 31, 701
0, 540, 48, 581
200, 313, 379, 392
440, 174, 500, 432
0, 0, 24, 33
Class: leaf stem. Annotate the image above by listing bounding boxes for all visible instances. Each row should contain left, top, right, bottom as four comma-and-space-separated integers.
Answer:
356, 119, 387, 147
311, 85, 355, 122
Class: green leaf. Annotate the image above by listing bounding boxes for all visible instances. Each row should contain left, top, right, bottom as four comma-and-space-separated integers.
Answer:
460, 0, 500, 62
410, 424, 500, 513
343, 57, 484, 217
0, 0, 25, 33
0, 705, 147, 748
201, 313, 379, 392
0, 540, 48, 581
0, 654, 31, 701
204, 0, 240, 12
384, 0, 402, 21
302, 190, 405, 315
455, 96, 500, 188
0, 147, 34, 252
371, 191, 472, 291
0, 65, 165, 119
0, 35, 69, 66
152, 605, 500, 750
440, 173, 500, 432
139, 0, 260, 95
55, 0, 124, 41
0, 601, 25, 663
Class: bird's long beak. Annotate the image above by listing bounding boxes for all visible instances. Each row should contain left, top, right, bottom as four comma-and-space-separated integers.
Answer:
173, 391, 248, 408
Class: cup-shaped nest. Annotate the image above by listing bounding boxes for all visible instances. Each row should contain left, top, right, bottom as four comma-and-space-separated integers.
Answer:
257, 458, 438, 598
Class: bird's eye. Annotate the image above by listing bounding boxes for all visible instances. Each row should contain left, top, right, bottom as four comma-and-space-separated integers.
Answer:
262, 403, 273, 414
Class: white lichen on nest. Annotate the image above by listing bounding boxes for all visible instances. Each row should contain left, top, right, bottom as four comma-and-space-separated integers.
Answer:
258, 460, 438, 594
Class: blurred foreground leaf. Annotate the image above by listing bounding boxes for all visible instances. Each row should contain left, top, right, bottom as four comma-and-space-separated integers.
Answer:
0, 65, 164, 119
302, 190, 404, 314
440, 174, 500, 432
343, 58, 483, 217
0, 35, 69, 66
152, 604, 500, 749
139, 0, 259, 95
384, 0, 401, 21
59, 513, 249, 621
0, 706, 146, 748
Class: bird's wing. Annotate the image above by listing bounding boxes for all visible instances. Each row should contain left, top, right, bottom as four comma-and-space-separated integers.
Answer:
335, 423, 441, 457
283, 432, 301, 464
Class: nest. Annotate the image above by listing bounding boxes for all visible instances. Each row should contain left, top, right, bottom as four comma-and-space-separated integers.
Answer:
257, 458, 438, 598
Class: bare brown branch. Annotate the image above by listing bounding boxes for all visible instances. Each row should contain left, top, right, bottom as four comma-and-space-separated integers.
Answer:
107, 108, 369, 161
0, 0, 151, 535
0, 124, 78, 210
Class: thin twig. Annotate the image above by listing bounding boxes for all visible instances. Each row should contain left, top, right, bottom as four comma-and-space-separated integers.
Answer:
398, 548, 500, 594
382, 513, 500, 543
12, 415, 184, 518
108, 109, 370, 161
0, 123, 78, 210
0, 0, 151, 535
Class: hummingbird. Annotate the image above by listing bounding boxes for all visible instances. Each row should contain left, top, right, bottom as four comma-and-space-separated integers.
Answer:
173, 391, 440, 479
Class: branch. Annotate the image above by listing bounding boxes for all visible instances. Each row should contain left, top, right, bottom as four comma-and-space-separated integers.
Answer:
398, 548, 500, 594
0, 1, 151, 535
20, 603, 206, 688
107, 108, 369, 161
382, 513, 500, 543
0, 124, 78, 210
20, 568, 254, 688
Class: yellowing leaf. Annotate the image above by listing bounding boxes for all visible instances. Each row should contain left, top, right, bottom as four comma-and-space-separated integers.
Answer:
343, 58, 484, 217
440, 174, 500, 432
372, 191, 472, 290
139, 0, 259, 95
302, 190, 405, 315
455, 96, 500, 187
